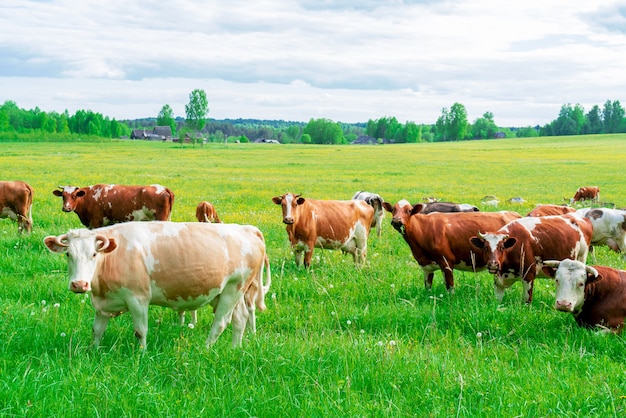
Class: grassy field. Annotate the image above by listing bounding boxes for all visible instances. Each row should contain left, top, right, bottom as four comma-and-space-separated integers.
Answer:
2, 135, 626, 417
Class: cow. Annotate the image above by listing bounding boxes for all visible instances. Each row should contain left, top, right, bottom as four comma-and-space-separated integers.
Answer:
352, 191, 385, 237
469, 214, 593, 303
0, 180, 34, 233
571, 186, 600, 204
195, 201, 222, 223
382, 200, 479, 232
507, 197, 527, 204
389, 206, 521, 291
543, 259, 626, 332
44, 221, 271, 348
526, 204, 576, 217
272, 193, 374, 268
576, 208, 626, 255
53, 184, 174, 229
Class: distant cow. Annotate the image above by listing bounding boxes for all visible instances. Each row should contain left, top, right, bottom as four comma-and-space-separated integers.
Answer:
352, 191, 385, 237
0, 180, 34, 233
44, 222, 271, 348
470, 214, 593, 303
53, 184, 174, 229
382, 200, 479, 233
195, 201, 222, 223
577, 208, 626, 254
272, 193, 374, 267
390, 206, 521, 291
526, 204, 576, 217
507, 197, 527, 204
571, 186, 600, 204
543, 259, 626, 332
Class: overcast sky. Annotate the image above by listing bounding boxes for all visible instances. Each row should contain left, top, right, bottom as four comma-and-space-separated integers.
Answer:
1, 1, 625, 127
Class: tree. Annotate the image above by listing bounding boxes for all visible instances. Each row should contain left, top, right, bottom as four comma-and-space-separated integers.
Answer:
585, 105, 603, 134
303, 118, 344, 144
185, 89, 209, 134
157, 104, 176, 136
448, 103, 468, 141
470, 111, 498, 139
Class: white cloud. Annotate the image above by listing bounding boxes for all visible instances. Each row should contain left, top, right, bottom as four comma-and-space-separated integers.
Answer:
0, 0, 625, 126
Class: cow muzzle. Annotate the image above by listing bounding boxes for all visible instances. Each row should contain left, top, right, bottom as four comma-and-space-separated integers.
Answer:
282, 217, 294, 225
62, 206, 72, 212
487, 262, 499, 274
70, 280, 90, 293
390, 219, 404, 233
555, 300, 573, 312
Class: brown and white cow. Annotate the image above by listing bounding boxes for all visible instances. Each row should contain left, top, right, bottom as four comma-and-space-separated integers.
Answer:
0, 180, 34, 233
469, 214, 593, 303
576, 208, 626, 255
571, 186, 600, 204
390, 207, 521, 291
195, 201, 222, 223
53, 184, 174, 229
526, 204, 576, 217
382, 201, 481, 234
543, 259, 626, 332
44, 221, 271, 348
352, 191, 385, 237
272, 193, 374, 268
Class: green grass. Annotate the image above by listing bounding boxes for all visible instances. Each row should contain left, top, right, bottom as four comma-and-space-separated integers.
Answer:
2, 136, 626, 416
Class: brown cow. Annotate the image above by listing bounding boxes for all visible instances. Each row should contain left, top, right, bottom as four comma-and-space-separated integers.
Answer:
543, 259, 626, 332
382, 200, 480, 234
526, 204, 576, 217
195, 201, 222, 223
390, 206, 521, 291
470, 214, 593, 303
0, 181, 34, 234
272, 193, 374, 268
53, 184, 174, 229
571, 186, 600, 204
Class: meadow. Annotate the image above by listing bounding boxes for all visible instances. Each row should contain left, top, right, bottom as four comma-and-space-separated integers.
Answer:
2, 135, 626, 417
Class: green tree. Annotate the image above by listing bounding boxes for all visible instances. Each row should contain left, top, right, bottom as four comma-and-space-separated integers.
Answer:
470, 111, 498, 139
157, 104, 176, 136
448, 103, 468, 140
185, 89, 209, 134
303, 118, 344, 144
585, 105, 603, 134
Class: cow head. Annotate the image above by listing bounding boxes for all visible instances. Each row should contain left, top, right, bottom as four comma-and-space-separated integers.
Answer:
543, 259, 600, 313
44, 230, 117, 293
469, 232, 516, 274
382, 199, 415, 233
272, 193, 304, 225
53, 186, 86, 212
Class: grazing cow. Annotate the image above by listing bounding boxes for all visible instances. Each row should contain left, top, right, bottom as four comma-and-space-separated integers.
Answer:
526, 204, 576, 217
44, 221, 271, 348
469, 214, 593, 303
571, 186, 600, 204
0, 180, 34, 233
507, 197, 527, 204
272, 193, 374, 267
53, 184, 174, 229
382, 200, 479, 230
576, 208, 626, 254
390, 206, 521, 291
195, 201, 222, 223
352, 191, 385, 237
543, 259, 626, 332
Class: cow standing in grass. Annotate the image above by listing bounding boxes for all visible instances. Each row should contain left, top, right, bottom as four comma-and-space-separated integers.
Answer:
352, 191, 385, 237
0, 180, 34, 233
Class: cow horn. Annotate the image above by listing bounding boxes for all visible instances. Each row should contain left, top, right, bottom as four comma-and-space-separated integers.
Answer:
295, 193, 302, 198
542, 260, 561, 268
477, 232, 485, 239
585, 265, 599, 277
95, 234, 110, 252
54, 234, 69, 247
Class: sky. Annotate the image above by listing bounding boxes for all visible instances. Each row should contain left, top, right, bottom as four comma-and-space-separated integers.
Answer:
1, 1, 625, 127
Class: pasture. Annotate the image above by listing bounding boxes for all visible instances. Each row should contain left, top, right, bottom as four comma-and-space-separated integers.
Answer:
2, 135, 626, 416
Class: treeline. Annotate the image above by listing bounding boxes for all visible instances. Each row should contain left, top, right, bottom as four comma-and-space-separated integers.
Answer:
1, 98, 625, 144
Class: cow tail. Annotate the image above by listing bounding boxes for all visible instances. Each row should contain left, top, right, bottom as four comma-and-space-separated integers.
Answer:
256, 252, 271, 311
166, 188, 175, 221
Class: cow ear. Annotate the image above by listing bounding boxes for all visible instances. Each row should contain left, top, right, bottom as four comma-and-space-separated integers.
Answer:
99, 238, 117, 253
52, 190, 63, 197
271, 196, 282, 205
469, 236, 484, 249
585, 266, 601, 284
76, 190, 86, 197
503, 237, 517, 249
410, 204, 424, 215
43, 236, 68, 254
382, 202, 392, 213
296, 197, 306, 205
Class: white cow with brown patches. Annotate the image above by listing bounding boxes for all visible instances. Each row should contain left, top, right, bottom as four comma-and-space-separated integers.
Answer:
272, 193, 374, 268
44, 221, 271, 349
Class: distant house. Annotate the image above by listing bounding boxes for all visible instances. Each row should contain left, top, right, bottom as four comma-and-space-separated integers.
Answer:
494, 131, 506, 139
253, 138, 280, 144
130, 126, 173, 141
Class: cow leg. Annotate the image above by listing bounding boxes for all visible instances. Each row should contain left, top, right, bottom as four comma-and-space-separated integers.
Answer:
303, 248, 314, 268
230, 300, 251, 346
423, 270, 434, 290
522, 279, 534, 304
442, 267, 455, 293
294, 248, 304, 267
178, 310, 198, 326
206, 281, 244, 347
128, 303, 149, 348
92, 312, 110, 347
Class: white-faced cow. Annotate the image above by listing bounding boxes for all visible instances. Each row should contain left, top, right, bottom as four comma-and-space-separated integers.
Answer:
576, 208, 626, 255
0, 180, 34, 233
389, 205, 521, 291
543, 259, 626, 332
352, 191, 385, 237
571, 186, 600, 204
44, 221, 271, 348
469, 214, 593, 303
53, 184, 174, 229
272, 193, 374, 268
195, 201, 222, 223
526, 204, 576, 217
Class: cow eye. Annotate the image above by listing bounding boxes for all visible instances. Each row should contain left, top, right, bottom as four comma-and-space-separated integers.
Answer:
555, 279, 559, 284
92, 252, 97, 258
578, 282, 584, 287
